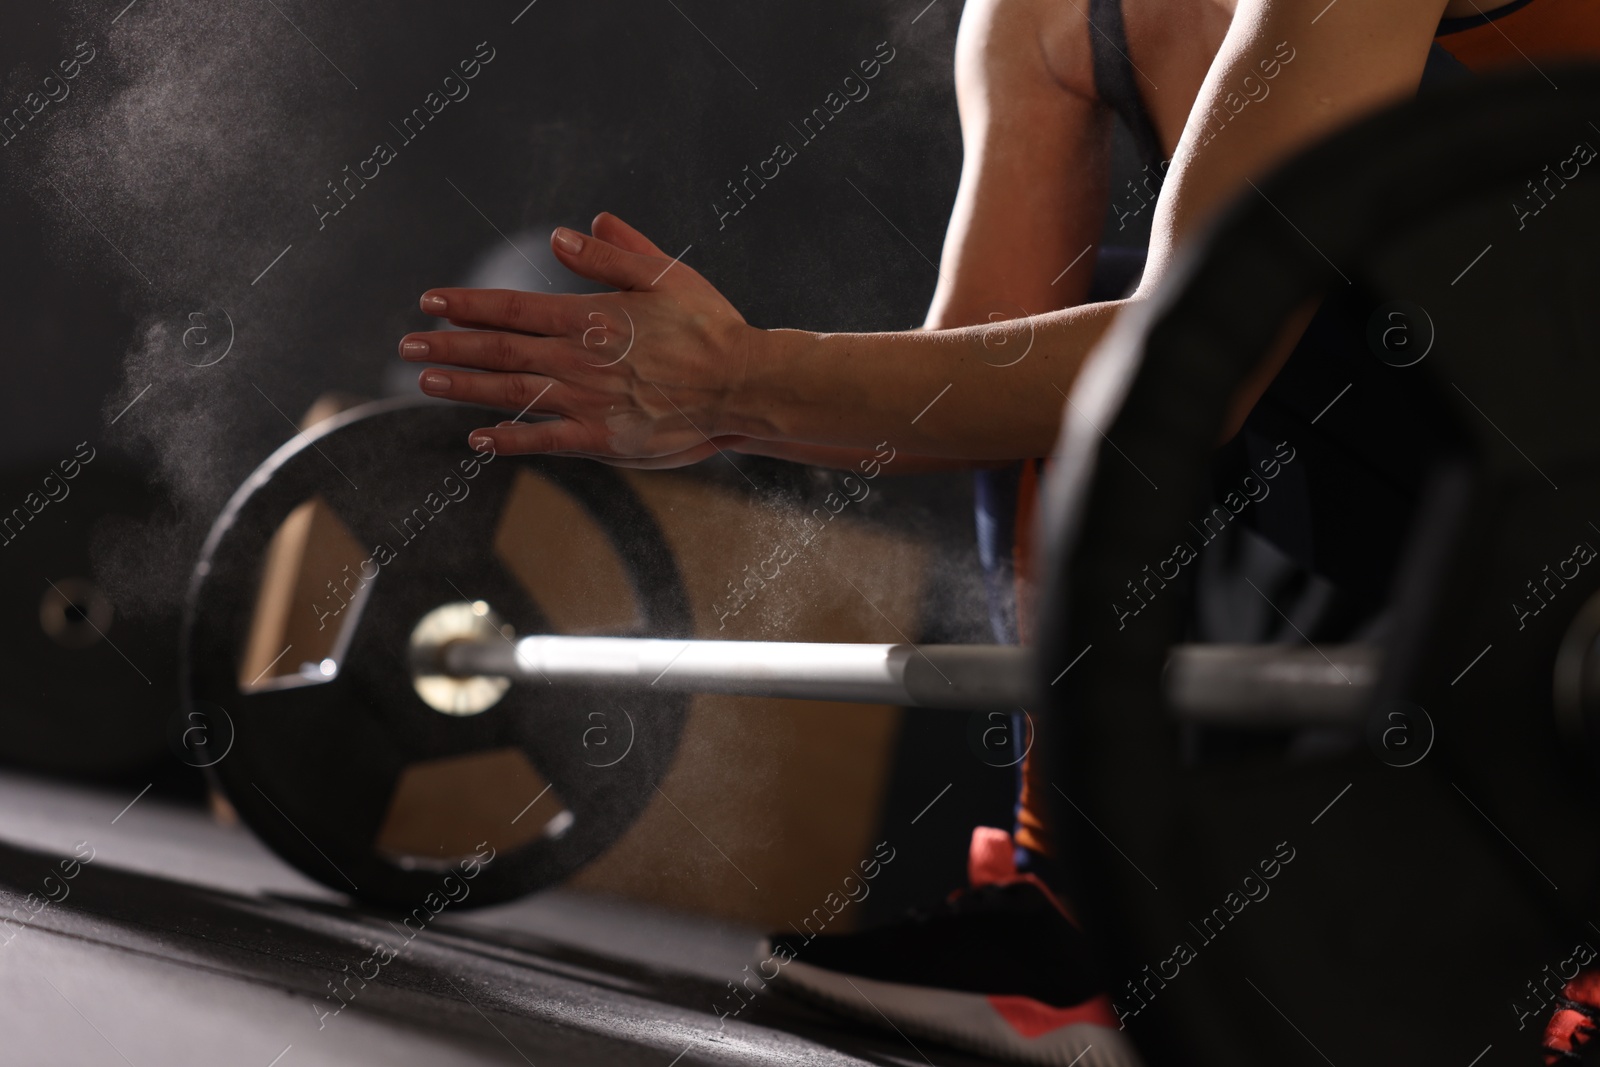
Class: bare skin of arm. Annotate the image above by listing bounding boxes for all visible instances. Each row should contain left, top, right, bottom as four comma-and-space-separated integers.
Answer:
923, 0, 1107, 330
713, 0, 1113, 473
405, 0, 1452, 464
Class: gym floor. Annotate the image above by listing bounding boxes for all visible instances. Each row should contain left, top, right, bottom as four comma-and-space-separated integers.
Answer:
0, 768, 992, 1067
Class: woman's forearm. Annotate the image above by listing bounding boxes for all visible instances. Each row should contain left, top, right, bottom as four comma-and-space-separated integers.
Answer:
724, 299, 1127, 460
408, 215, 1127, 466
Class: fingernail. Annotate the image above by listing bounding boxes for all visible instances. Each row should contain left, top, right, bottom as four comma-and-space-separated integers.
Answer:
420, 293, 447, 314
400, 338, 430, 359
421, 371, 450, 393
469, 434, 495, 452
552, 228, 583, 255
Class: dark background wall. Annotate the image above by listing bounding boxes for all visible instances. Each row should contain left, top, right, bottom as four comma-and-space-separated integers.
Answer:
1, 0, 967, 469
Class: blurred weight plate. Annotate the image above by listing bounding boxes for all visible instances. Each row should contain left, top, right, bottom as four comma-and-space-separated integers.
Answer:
1039, 68, 1600, 1065
0, 453, 180, 775
182, 398, 691, 910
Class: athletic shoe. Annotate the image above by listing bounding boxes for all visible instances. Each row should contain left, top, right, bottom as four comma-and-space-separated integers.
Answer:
1545, 969, 1600, 1063
757, 827, 1142, 1066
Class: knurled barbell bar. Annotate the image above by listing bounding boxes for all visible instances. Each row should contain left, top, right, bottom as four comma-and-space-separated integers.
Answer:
421, 621, 1382, 724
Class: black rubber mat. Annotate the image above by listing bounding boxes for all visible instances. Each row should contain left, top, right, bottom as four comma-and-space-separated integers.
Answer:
0, 772, 993, 1067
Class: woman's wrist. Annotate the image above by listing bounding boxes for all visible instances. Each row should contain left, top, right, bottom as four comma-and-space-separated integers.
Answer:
712, 302, 1120, 459
715, 324, 822, 442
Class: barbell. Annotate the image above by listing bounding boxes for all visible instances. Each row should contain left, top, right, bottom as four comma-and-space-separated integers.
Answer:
181, 397, 1395, 911
179, 75, 1600, 1067
421, 625, 1381, 721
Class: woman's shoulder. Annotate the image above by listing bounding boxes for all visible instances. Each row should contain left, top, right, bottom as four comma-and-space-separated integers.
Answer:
955, 0, 1100, 99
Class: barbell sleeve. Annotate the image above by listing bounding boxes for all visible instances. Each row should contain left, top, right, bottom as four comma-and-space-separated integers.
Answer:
436, 636, 1381, 726
1163, 643, 1381, 727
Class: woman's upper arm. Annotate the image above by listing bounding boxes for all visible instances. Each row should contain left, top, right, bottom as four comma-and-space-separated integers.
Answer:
924, 0, 1112, 330
1139, 0, 1453, 291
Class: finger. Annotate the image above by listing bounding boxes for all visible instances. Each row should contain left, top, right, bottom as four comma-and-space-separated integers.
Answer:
400, 329, 577, 373
591, 212, 668, 258
417, 368, 565, 413
550, 226, 678, 292
418, 288, 584, 335
468, 419, 599, 457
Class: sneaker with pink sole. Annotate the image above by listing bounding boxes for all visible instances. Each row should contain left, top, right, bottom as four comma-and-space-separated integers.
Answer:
759, 827, 1142, 1067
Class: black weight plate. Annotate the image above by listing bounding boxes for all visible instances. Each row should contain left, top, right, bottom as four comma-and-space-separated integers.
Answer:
1039, 68, 1600, 1064
0, 452, 180, 774
183, 398, 691, 910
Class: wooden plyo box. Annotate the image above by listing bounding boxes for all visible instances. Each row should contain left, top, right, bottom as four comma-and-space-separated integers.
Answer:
568, 471, 923, 931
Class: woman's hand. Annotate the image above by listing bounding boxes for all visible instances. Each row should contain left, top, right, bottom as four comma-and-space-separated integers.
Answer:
401, 212, 759, 465
403, 211, 1122, 465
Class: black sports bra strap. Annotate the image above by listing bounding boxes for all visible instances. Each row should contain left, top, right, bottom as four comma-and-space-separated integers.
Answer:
1088, 0, 1167, 172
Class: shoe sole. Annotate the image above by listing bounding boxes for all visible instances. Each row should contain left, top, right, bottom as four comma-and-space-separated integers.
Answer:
762, 942, 1143, 1067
